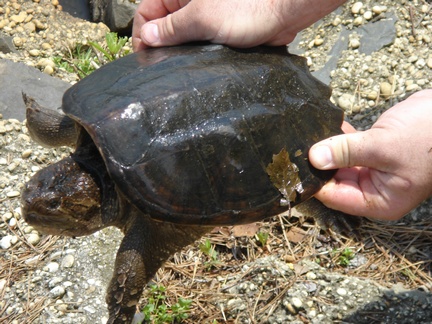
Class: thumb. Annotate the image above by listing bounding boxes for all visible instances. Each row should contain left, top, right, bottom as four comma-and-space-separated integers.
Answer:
140, 10, 206, 47
309, 132, 373, 170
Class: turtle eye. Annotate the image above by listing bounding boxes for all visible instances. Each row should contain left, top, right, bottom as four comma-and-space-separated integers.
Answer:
48, 198, 61, 210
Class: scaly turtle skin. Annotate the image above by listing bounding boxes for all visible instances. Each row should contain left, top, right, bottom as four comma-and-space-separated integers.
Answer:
22, 44, 358, 323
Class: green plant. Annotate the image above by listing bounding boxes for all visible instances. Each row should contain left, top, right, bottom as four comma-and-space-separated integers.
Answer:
256, 231, 269, 247
89, 32, 130, 62
334, 248, 355, 267
53, 44, 97, 78
199, 238, 220, 268
140, 285, 192, 323
54, 32, 130, 79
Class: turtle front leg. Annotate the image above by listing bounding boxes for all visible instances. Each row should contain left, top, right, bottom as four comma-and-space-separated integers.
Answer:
106, 209, 211, 324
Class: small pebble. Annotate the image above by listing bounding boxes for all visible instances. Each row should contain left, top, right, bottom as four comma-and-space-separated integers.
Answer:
28, 49, 40, 57
408, 55, 418, 63
367, 90, 378, 100
12, 37, 24, 47
291, 297, 303, 309
380, 82, 393, 99
61, 254, 75, 268
406, 84, 419, 92
43, 65, 54, 75
337, 287, 348, 296
363, 11, 373, 20
25, 255, 42, 266
10, 12, 27, 23
349, 39, 360, 49
21, 149, 33, 158
332, 17, 342, 26
45, 262, 60, 273
0, 279, 6, 293
83, 306, 96, 314
2, 212, 13, 221
55, 303, 68, 312
26, 233, 40, 245
372, 5, 385, 15
9, 217, 17, 228
337, 93, 355, 111
314, 38, 324, 46
351, 2, 363, 14
0, 235, 14, 249
7, 162, 17, 172
7, 191, 20, 198
285, 302, 297, 314
353, 16, 363, 26
306, 271, 317, 280
50, 286, 65, 298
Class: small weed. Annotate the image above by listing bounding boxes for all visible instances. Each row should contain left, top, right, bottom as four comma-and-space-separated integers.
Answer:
53, 44, 97, 79
54, 32, 130, 79
89, 32, 130, 62
199, 238, 220, 268
140, 285, 192, 323
256, 231, 269, 247
333, 248, 355, 267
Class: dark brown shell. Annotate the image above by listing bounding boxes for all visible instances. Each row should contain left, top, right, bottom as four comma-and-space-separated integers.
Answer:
62, 44, 343, 226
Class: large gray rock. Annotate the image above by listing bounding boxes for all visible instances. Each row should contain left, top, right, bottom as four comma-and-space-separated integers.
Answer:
90, 0, 137, 34
0, 60, 70, 120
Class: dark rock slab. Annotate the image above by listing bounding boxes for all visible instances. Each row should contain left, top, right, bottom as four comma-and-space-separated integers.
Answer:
0, 59, 70, 120
357, 12, 397, 55
289, 10, 397, 85
59, 0, 91, 21
90, 0, 137, 34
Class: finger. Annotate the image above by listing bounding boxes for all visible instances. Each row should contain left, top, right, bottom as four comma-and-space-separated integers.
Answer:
132, 0, 190, 51
309, 130, 390, 171
140, 3, 213, 47
314, 169, 405, 220
341, 121, 356, 133
132, 13, 147, 51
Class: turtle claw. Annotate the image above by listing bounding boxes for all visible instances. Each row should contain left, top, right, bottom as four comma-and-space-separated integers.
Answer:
294, 197, 362, 237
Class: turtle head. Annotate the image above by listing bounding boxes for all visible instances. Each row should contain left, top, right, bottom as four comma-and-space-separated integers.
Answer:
22, 156, 107, 237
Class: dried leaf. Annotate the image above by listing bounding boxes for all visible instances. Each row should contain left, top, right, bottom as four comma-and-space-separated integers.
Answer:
286, 227, 307, 243
232, 223, 260, 237
266, 147, 303, 204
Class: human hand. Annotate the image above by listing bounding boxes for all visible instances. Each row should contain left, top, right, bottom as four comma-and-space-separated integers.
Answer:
309, 90, 432, 220
132, 0, 346, 51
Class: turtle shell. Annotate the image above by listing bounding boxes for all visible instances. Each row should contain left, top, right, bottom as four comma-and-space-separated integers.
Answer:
62, 44, 343, 226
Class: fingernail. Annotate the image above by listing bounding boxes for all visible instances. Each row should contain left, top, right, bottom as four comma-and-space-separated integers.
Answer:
310, 145, 333, 169
141, 23, 160, 44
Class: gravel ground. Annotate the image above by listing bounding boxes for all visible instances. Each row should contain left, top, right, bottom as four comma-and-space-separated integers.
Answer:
1, 0, 432, 323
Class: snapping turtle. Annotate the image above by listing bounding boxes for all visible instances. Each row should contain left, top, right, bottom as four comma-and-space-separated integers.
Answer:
22, 44, 358, 323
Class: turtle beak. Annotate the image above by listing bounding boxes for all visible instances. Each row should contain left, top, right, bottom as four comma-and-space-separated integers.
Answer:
21, 157, 104, 237
21, 184, 78, 236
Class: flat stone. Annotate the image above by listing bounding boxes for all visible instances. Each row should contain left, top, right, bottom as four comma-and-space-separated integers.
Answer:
0, 59, 70, 120
0, 33, 18, 54
357, 11, 397, 55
